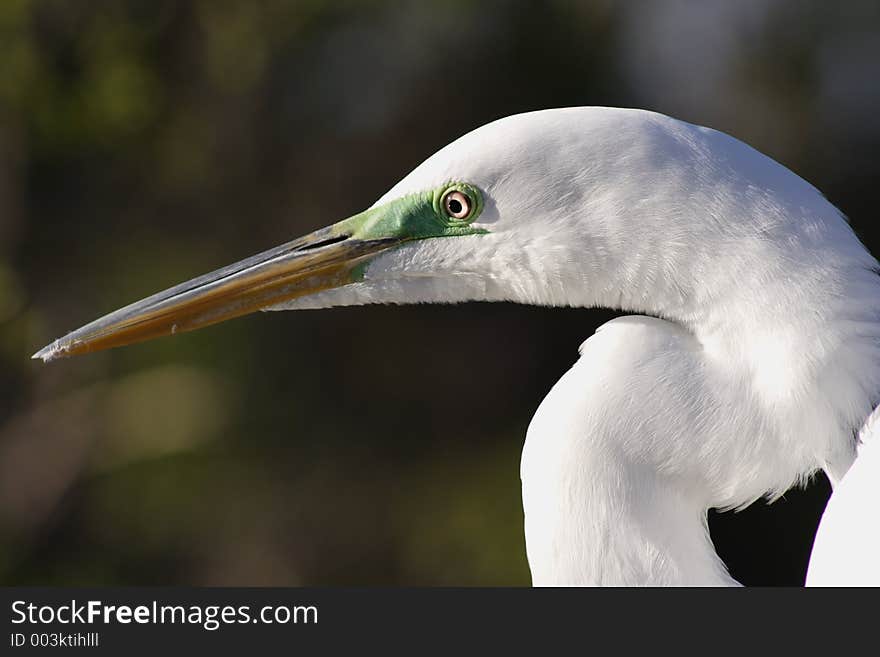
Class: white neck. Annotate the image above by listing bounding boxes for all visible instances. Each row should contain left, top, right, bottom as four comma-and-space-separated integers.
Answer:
500, 113, 880, 493
512, 133, 880, 581
518, 205, 880, 585
522, 406, 737, 585
521, 316, 742, 586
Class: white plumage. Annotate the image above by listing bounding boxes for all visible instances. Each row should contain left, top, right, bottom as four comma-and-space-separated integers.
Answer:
39, 107, 880, 585
278, 108, 880, 585
807, 410, 880, 585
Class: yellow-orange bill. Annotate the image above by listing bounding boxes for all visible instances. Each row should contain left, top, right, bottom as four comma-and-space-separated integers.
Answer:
32, 226, 398, 362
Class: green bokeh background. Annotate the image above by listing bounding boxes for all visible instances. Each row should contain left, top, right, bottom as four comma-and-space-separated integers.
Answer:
2, 0, 879, 585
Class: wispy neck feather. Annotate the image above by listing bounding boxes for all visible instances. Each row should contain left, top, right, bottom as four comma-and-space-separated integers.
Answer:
510, 111, 880, 497
522, 329, 740, 586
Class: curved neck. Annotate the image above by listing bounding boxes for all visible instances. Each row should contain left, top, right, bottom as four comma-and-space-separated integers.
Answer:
512, 196, 880, 490
522, 355, 738, 585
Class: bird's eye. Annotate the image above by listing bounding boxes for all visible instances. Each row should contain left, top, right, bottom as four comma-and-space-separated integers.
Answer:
443, 190, 472, 220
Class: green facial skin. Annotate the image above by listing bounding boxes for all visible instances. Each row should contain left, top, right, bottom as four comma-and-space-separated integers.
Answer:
333, 182, 488, 243
332, 182, 488, 282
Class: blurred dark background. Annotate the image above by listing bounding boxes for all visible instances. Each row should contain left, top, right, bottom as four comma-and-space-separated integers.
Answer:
2, 0, 879, 585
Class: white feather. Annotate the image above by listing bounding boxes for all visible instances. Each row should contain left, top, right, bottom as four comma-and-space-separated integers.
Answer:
807, 409, 880, 586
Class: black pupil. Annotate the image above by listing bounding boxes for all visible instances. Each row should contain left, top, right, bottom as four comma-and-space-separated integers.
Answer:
448, 198, 463, 214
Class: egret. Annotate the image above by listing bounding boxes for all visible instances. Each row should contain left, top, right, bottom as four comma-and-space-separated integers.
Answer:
34, 107, 880, 586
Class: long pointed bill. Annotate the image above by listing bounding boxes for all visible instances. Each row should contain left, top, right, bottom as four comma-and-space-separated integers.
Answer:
32, 225, 398, 361
33, 182, 487, 363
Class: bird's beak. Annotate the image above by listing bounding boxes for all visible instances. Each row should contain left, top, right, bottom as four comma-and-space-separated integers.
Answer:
33, 183, 487, 362
32, 222, 399, 362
